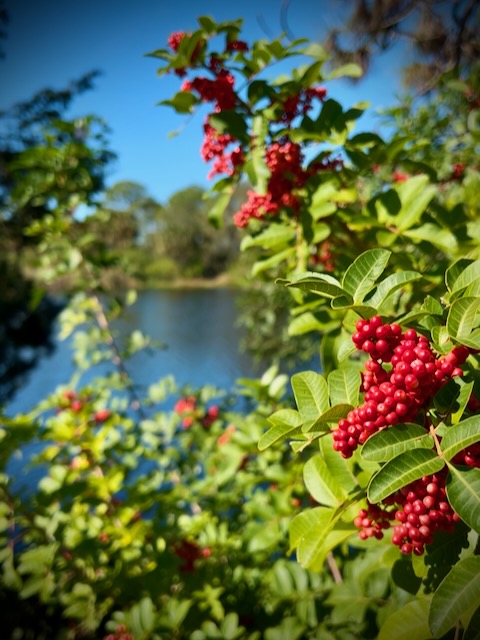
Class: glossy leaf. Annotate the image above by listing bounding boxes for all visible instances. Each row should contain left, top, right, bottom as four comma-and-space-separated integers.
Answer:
440, 415, 480, 460
450, 258, 480, 295
445, 464, 480, 533
394, 174, 436, 232
289, 507, 337, 570
303, 404, 353, 433
258, 409, 303, 450
327, 63, 363, 79
241, 224, 295, 250
289, 506, 333, 552
291, 371, 329, 423
282, 272, 347, 299
446, 297, 480, 339
288, 312, 324, 336
429, 556, 480, 637
361, 424, 434, 462
366, 270, 422, 309
378, 599, 431, 640
367, 449, 445, 503
318, 436, 357, 494
327, 368, 360, 406
303, 454, 348, 507
342, 249, 391, 303
403, 224, 458, 254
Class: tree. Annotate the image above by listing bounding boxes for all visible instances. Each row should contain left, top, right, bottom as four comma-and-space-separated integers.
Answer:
152, 185, 241, 278
317, 0, 480, 92
0, 73, 114, 403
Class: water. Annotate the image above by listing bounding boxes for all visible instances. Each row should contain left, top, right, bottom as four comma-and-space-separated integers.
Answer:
6, 288, 261, 416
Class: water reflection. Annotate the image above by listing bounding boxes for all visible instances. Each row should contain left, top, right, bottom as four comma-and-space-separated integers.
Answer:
6, 289, 260, 415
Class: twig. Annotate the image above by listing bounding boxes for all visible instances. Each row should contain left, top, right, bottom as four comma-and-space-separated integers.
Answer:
90, 293, 147, 420
326, 551, 343, 583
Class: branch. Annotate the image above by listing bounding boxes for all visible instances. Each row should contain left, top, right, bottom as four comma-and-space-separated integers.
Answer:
90, 293, 147, 420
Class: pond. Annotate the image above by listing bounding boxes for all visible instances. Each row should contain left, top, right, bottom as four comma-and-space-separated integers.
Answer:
7, 288, 309, 416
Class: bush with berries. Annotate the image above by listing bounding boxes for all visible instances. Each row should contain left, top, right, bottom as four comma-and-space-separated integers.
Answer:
154, 16, 480, 640
0, 14, 479, 640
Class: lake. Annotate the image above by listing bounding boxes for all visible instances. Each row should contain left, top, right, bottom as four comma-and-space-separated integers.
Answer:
7, 288, 299, 415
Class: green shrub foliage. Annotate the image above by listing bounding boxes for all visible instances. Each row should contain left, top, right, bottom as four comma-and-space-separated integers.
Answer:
0, 15, 479, 640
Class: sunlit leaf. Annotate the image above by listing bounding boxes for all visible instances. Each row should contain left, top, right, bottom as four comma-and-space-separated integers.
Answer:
258, 409, 303, 451
303, 454, 348, 507
429, 556, 480, 637
378, 599, 431, 640
366, 271, 422, 309
446, 297, 480, 339
393, 174, 436, 232
445, 464, 480, 533
327, 63, 363, 79
327, 368, 360, 406
291, 371, 329, 423
342, 249, 391, 303
361, 424, 434, 462
367, 449, 445, 503
440, 415, 480, 460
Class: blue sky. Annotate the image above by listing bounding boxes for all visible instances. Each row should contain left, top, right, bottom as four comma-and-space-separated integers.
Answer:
1, 0, 408, 205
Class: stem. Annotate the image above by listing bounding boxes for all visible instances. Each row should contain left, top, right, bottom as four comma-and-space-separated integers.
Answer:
326, 552, 343, 584
453, 620, 462, 640
429, 423, 443, 457
90, 293, 147, 420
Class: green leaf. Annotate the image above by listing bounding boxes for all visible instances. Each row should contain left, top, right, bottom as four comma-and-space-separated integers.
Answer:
447, 297, 480, 339
327, 63, 363, 79
378, 599, 431, 640
251, 247, 296, 276
441, 415, 480, 460
367, 449, 445, 503
289, 507, 337, 570
464, 605, 480, 640
241, 224, 295, 250
303, 454, 348, 507
159, 91, 198, 114
327, 368, 360, 406
304, 404, 353, 433
366, 271, 422, 309
288, 312, 324, 336
446, 258, 475, 293
319, 436, 358, 494
342, 248, 391, 303
450, 259, 480, 295
258, 409, 303, 451
291, 371, 329, 424
209, 110, 247, 140
403, 224, 458, 254
429, 556, 480, 637
208, 191, 231, 226
289, 506, 332, 550
301, 42, 329, 61
394, 174, 436, 232
445, 464, 480, 533
282, 272, 346, 299
361, 424, 434, 462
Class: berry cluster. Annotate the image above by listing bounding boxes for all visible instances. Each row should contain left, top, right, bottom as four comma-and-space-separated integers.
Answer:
173, 540, 211, 572
274, 86, 327, 125
332, 317, 469, 458
310, 240, 335, 272
57, 390, 111, 424
333, 316, 478, 555
174, 396, 219, 429
200, 121, 243, 179
355, 470, 460, 555
167, 30, 341, 229
103, 624, 134, 640
233, 141, 308, 227
167, 31, 204, 76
